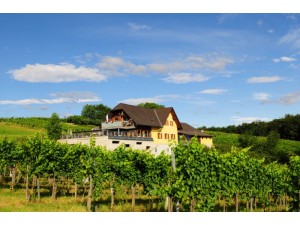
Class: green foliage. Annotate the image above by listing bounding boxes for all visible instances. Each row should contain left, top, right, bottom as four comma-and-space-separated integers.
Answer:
47, 113, 62, 140
238, 132, 258, 148
205, 114, 300, 141
1, 135, 300, 212
172, 137, 220, 211
289, 156, 300, 211
137, 102, 165, 109
81, 104, 111, 121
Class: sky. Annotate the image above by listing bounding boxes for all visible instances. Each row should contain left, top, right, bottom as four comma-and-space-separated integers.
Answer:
1, 13, 300, 128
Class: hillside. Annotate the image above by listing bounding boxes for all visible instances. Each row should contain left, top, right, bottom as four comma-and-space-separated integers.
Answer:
0, 117, 96, 139
207, 131, 300, 163
0, 122, 45, 138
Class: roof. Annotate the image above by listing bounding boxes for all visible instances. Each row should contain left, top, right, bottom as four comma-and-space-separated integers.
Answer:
178, 122, 213, 137
111, 103, 182, 129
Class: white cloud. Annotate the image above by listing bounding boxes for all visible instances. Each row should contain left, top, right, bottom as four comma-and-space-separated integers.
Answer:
198, 89, 228, 95
128, 23, 151, 31
273, 56, 296, 63
97, 56, 146, 75
278, 91, 300, 105
9, 54, 233, 84
257, 19, 263, 28
279, 28, 300, 48
253, 92, 270, 104
0, 92, 100, 105
186, 55, 234, 71
9, 63, 106, 83
163, 73, 211, 84
231, 116, 271, 124
247, 76, 283, 83
120, 95, 179, 105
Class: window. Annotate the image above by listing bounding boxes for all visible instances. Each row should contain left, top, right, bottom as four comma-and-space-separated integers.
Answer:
146, 146, 150, 150
170, 121, 174, 126
158, 133, 162, 139
136, 142, 142, 145
125, 144, 130, 148
171, 134, 176, 140
165, 133, 169, 139
112, 141, 119, 144
165, 120, 169, 126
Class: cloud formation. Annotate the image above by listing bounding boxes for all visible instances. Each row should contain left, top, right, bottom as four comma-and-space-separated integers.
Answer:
9, 63, 106, 83
247, 76, 283, 83
8, 54, 233, 84
273, 56, 296, 63
253, 92, 270, 104
120, 95, 179, 105
198, 89, 228, 95
278, 91, 300, 105
162, 73, 211, 84
128, 23, 152, 31
231, 116, 271, 124
0, 91, 100, 105
279, 28, 300, 48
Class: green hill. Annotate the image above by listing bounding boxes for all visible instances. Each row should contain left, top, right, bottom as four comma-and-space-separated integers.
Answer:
207, 131, 300, 162
0, 122, 45, 138
0, 117, 96, 140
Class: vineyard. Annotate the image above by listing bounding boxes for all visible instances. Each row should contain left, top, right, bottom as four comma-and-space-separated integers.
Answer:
1, 134, 300, 212
0, 117, 95, 137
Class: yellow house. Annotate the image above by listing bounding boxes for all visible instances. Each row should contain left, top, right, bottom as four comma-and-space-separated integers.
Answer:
101, 103, 212, 147
102, 103, 182, 145
60, 103, 213, 155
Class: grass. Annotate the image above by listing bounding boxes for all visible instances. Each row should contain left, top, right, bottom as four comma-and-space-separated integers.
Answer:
0, 122, 45, 138
0, 180, 165, 212
0, 187, 87, 212
0, 121, 95, 140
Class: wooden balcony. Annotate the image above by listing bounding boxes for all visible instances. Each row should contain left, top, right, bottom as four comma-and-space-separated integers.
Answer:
108, 135, 153, 142
101, 120, 135, 129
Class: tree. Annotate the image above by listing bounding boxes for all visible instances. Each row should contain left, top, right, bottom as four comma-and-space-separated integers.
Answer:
47, 113, 62, 140
81, 104, 111, 121
137, 102, 165, 109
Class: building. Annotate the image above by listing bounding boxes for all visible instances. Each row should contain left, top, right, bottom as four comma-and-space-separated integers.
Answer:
59, 103, 213, 155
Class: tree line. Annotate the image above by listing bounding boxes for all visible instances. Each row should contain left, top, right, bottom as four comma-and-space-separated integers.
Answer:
201, 114, 300, 141
1, 135, 300, 212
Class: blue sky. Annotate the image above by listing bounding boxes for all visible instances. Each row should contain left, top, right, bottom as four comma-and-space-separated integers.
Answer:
1, 13, 300, 127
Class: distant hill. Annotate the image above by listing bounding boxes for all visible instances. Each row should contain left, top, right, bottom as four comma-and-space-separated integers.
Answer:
207, 131, 300, 163
201, 114, 300, 141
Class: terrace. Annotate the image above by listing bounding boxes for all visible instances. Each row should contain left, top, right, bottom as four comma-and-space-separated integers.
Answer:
101, 120, 135, 130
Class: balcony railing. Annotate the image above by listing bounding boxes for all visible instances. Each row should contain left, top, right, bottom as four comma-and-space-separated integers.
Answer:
60, 130, 103, 139
108, 135, 153, 142
101, 120, 135, 129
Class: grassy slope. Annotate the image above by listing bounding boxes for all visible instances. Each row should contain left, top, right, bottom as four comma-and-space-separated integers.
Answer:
0, 122, 45, 137
0, 121, 95, 139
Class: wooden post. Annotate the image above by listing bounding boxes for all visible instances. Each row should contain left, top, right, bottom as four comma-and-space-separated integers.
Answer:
25, 165, 31, 202
131, 184, 136, 211
87, 175, 93, 212
110, 187, 114, 211
235, 193, 239, 212
11, 166, 16, 191
75, 182, 78, 200
37, 176, 40, 201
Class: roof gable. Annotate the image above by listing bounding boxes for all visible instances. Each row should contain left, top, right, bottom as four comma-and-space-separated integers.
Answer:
178, 122, 212, 137
111, 103, 182, 129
